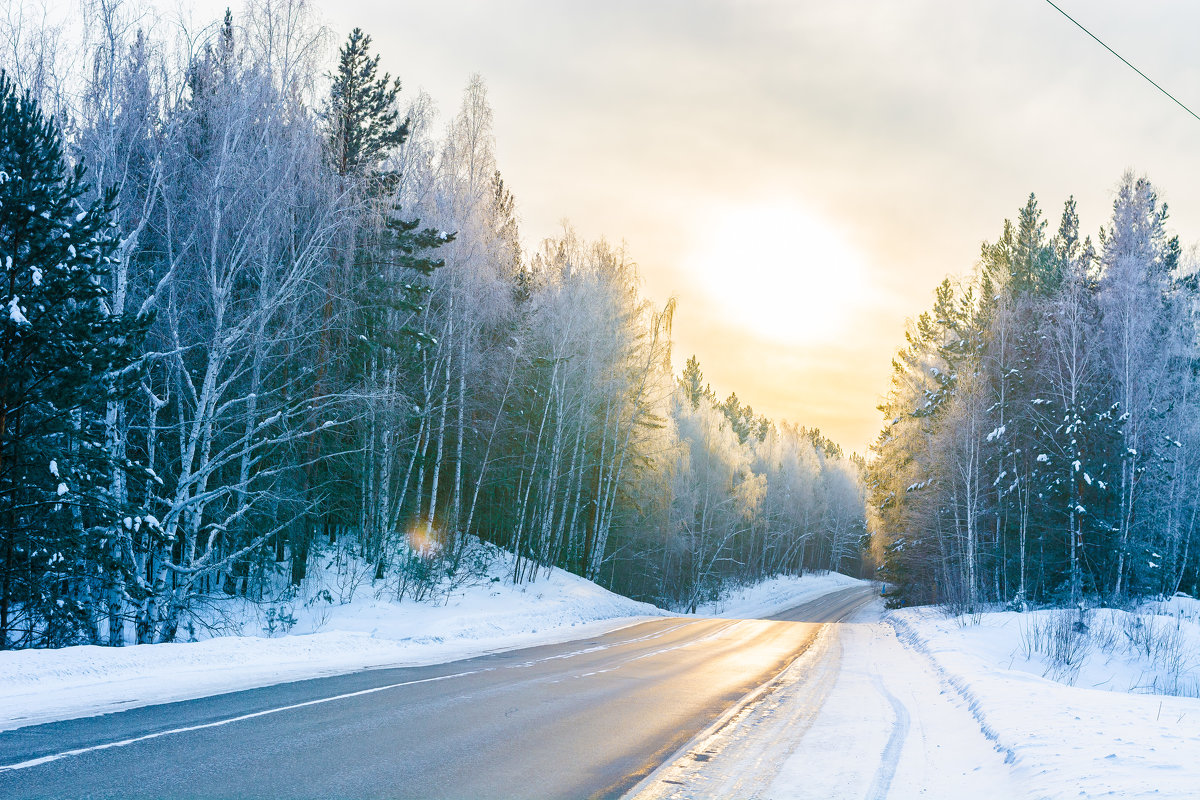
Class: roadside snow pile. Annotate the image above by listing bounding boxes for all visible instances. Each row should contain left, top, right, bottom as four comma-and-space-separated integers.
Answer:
695, 571, 864, 619
889, 601, 1200, 800
0, 545, 664, 731
189, 544, 667, 647
0, 546, 863, 733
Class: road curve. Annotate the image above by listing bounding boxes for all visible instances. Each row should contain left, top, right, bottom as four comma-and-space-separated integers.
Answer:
0, 584, 874, 800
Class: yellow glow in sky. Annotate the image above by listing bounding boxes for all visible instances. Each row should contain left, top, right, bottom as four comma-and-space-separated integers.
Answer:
172, 0, 1200, 454
686, 201, 867, 346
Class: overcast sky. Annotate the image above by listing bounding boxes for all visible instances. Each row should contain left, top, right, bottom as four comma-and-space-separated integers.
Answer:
208, 0, 1200, 452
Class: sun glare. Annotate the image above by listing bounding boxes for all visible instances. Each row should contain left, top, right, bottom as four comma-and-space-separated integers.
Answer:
685, 201, 868, 345
407, 527, 440, 554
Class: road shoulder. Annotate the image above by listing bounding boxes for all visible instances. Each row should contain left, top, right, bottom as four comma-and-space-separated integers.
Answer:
630, 596, 1025, 800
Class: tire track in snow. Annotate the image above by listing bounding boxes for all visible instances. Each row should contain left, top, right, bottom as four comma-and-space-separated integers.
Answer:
866, 673, 910, 800
885, 612, 1020, 766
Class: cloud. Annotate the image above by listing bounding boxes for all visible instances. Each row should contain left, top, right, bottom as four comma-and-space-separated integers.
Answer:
192, 0, 1200, 452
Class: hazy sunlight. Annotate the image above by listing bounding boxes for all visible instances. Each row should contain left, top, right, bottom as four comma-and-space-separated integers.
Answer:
686, 201, 867, 346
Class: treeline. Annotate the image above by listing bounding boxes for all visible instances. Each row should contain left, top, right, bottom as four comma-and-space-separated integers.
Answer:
871, 174, 1200, 609
613, 357, 866, 611
0, 0, 865, 648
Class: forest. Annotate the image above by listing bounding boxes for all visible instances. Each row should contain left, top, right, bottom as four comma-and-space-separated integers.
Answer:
872, 177, 1200, 610
0, 0, 866, 649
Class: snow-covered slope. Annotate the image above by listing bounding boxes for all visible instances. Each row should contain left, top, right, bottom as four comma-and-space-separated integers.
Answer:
0, 549, 665, 731
888, 601, 1200, 800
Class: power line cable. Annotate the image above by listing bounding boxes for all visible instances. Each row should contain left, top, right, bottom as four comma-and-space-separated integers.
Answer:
1042, 0, 1200, 124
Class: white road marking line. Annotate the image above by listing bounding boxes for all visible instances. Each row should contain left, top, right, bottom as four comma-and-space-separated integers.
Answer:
0, 668, 487, 773
0, 619, 701, 773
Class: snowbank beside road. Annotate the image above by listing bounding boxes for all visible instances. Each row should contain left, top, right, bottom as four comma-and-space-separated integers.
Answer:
0, 553, 664, 731
639, 595, 1200, 800
694, 571, 864, 619
0, 555, 863, 732
633, 598, 1024, 800
888, 602, 1200, 800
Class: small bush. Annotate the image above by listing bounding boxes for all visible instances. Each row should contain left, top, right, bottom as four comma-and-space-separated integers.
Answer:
1018, 605, 1200, 698
262, 606, 297, 637
1018, 609, 1091, 683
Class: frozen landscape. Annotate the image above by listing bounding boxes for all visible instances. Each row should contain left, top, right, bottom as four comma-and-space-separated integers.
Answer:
5, 0, 1200, 797
3, 554, 1199, 798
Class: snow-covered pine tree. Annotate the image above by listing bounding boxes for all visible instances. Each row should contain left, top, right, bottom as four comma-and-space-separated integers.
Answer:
1038, 197, 1108, 604
327, 27, 408, 181
978, 195, 1057, 606
0, 72, 147, 648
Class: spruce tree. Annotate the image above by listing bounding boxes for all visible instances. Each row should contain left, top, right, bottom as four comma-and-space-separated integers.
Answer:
324, 26, 449, 347
295, 29, 446, 585
0, 73, 146, 647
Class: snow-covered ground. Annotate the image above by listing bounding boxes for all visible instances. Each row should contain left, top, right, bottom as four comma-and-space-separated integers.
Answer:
0, 548, 666, 731
633, 598, 1023, 800
0, 547, 862, 733
886, 599, 1200, 800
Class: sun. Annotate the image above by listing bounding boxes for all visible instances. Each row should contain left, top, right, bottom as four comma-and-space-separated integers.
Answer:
684, 200, 868, 345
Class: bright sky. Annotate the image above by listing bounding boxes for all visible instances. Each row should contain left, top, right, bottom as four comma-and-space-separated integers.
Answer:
222, 0, 1200, 453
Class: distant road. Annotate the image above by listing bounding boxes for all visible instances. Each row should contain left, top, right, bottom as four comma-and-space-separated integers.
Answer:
0, 584, 874, 800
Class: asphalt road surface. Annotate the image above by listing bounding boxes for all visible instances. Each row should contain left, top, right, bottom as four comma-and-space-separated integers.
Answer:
0, 584, 875, 800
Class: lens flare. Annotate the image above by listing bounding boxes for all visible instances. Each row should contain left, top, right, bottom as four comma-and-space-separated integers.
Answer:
406, 526, 440, 554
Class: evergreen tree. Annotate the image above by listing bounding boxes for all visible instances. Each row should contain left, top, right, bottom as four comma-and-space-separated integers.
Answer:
679, 355, 711, 410
1011, 193, 1059, 296
326, 27, 407, 180
0, 73, 146, 647
298, 27, 447, 584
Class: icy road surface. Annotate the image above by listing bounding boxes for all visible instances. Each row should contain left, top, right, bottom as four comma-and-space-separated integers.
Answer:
0, 586, 874, 800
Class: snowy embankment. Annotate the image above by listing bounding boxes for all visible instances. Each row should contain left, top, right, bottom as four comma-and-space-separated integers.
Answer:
888, 598, 1200, 800
0, 550, 665, 731
693, 571, 862, 619
0, 546, 861, 732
